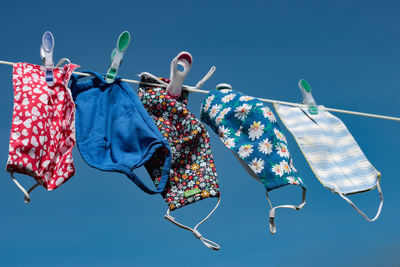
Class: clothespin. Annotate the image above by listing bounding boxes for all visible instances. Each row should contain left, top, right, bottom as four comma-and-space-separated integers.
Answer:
166, 52, 192, 98
216, 83, 232, 90
40, 31, 55, 87
298, 79, 318, 115
105, 31, 131, 83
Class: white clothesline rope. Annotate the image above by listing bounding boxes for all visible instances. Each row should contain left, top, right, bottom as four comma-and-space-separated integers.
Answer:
1, 60, 399, 122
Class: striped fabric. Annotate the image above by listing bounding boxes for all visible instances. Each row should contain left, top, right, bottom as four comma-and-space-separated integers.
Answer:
274, 104, 380, 195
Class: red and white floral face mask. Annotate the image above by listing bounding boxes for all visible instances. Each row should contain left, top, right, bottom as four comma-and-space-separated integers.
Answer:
6, 61, 79, 202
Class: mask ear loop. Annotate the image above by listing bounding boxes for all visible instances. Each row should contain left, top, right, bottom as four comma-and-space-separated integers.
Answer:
164, 195, 221, 250
335, 180, 383, 222
138, 72, 169, 88
193, 66, 216, 90
266, 187, 307, 234
55, 58, 71, 70
10, 172, 40, 203
138, 66, 215, 93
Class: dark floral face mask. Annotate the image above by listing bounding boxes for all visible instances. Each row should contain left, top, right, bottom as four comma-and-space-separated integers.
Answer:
137, 73, 220, 250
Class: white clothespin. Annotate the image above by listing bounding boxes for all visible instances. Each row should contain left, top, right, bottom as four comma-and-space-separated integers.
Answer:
40, 31, 55, 87
166, 51, 193, 98
105, 31, 131, 83
216, 83, 232, 90
298, 79, 318, 115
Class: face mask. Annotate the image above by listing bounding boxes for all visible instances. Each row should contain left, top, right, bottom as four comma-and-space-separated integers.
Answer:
137, 73, 220, 250
200, 86, 306, 234
69, 71, 172, 194
7, 61, 79, 202
274, 103, 383, 221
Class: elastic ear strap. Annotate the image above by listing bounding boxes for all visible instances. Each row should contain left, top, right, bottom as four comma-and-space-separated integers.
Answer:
336, 180, 383, 222
195, 66, 216, 89
267, 187, 307, 234
55, 58, 73, 83
10, 173, 40, 203
55, 58, 71, 68
164, 196, 221, 250
128, 172, 165, 195
127, 144, 171, 194
138, 72, 169, 87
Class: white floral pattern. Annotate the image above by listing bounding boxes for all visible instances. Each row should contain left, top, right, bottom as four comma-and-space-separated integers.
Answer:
271, 163, 284, 177
276, 143, 290, 158
223, 137, 235, 148
239, 95, 254, 101
274, 128, 287, 143
234, 104, 252, 121
248, 121, 264, 141
221, 93, 236, 103
200, 88, 304, 191
215, 107, 231, 125
218, 125, 230, 139
238, 144, 253, 158
258, 138, 273, 154
203, 95, 215, 112
250, 158, 265, 174
209, 104, 222, 119
261, 106, 277, 123
280, 160, 291, 173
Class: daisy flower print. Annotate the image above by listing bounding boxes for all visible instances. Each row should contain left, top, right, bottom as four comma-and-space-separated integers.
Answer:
234, 104, 252, 121
248, 121, 264, 141
249, 158, 265, 174
286, 176, 300, 185
261, 106, 277, 123
271, 163, 284, 177
218, 125, 230, 139
209, 104, 222, 119
258, 138, 273, 154
273, 128, 287, 143
239, 95, 254, 101
276, 143, 290, 158
279, 160, 291, 173
223, 137, 235, 148
219, 89, 232, 94
203, 95, 215, 112
221, 93, 236, 103
238, 144, 253, 158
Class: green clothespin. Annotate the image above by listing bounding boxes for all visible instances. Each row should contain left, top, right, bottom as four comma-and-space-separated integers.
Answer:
105, 31, 131, 83
298, 79, 318, 115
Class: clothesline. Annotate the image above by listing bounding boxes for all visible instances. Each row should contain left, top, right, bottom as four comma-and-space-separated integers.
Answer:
1, 59, 399, 122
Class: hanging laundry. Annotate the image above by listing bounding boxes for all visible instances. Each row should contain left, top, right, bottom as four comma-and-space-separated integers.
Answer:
200, 84, 306, 234
274, 102, 383, 221
137, 73, 221, 250
7, 61, 79, 202
69, 71, 172, 194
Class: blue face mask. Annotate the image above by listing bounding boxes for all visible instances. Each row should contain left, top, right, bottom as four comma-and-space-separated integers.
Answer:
274, 103, 383, 222
69, 71, 171, 194
200, 86, 306, 234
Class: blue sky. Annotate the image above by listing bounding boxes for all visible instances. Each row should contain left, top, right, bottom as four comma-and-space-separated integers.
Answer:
0, 0, 399, 266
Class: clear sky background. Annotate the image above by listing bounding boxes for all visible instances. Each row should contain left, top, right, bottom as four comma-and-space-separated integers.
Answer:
0, 0, 399, 266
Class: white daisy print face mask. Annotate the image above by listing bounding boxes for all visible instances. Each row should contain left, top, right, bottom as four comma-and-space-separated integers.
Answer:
200, 84, 307, 234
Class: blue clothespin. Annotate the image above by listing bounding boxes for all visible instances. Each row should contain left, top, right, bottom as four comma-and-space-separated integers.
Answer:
166, 51, 192, 98
105, 31, 131, 83
298, 79, 318, 115
40, 31, 55, 87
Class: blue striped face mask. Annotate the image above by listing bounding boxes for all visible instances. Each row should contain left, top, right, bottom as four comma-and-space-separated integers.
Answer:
274, 80, 383, 222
